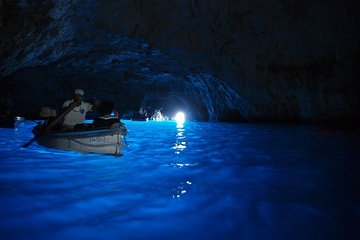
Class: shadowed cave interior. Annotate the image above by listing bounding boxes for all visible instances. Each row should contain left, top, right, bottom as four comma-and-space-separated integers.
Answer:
1, 0, 359, 125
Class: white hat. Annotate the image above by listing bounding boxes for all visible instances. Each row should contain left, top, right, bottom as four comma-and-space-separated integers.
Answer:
39, 107, 57, 118
74, 89, 84, 96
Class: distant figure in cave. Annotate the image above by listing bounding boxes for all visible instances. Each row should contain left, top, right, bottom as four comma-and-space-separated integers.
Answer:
61, 89, 98, 130
0, 93, 15, 128
132, 107, 148, 121
0, 93, 14, 116
93, 100, 122, 128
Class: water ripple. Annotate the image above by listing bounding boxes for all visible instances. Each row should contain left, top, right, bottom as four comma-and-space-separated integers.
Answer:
0, 120, 359, 239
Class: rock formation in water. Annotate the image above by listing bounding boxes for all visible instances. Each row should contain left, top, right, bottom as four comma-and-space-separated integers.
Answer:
1, 0, 359, 123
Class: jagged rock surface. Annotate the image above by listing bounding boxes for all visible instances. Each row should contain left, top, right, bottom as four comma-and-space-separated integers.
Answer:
1, 0, 359, 123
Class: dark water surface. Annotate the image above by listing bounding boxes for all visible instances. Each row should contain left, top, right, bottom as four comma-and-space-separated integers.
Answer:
0, 120, 359, 240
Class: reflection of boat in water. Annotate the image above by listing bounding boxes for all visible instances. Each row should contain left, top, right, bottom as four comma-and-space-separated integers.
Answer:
32, 124, 128, 156
0, 115, 25, 128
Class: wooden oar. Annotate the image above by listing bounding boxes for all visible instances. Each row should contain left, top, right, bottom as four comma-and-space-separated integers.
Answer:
22, 101, 80, 148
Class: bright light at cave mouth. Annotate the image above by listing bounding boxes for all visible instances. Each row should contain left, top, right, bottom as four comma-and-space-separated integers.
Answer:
174, 112, 185, 125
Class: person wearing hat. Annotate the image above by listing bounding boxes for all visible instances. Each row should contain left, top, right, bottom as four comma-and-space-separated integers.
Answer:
39, 106, 59, 129
61, 89, 97, 130
39, 106, 57, 118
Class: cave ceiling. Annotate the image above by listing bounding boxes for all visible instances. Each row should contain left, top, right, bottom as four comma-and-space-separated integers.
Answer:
1, 0, 359, 123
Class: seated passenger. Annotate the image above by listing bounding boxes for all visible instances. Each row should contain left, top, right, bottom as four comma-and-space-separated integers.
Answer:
39, 106, 61, 129
93, 100, 120, 128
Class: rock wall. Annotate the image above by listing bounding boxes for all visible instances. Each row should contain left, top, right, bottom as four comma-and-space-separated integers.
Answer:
1, 0, 359, 123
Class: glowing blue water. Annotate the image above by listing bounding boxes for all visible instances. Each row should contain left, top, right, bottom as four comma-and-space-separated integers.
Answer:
0, 120, 359, 240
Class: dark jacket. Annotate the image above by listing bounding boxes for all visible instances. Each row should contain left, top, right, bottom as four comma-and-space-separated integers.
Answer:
93, 116, 120, 128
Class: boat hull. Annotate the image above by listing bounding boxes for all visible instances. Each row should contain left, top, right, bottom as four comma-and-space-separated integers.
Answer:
34, 126, 127, 156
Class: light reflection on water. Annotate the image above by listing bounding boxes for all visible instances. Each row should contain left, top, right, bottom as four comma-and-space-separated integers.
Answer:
173, 124, 187, 155
0, 120, 359, 240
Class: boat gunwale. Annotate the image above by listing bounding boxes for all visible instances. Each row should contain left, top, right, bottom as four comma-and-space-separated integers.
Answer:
33, 126, 127, 138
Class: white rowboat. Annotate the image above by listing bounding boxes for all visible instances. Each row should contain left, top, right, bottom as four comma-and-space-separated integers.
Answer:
32, 124, 127, 156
